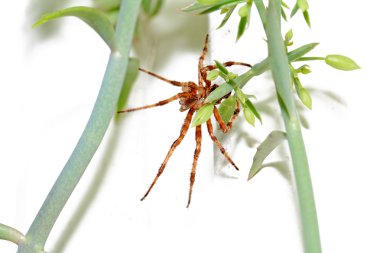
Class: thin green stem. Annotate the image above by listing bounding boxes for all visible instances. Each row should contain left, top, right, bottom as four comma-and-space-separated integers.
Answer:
0, 223, 25, 246
296, 56, 326, 61
266, 0, 322, 252
18, 1, 141, 252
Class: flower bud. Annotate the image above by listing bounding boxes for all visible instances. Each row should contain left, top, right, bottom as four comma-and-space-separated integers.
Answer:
325, 54, 360, 71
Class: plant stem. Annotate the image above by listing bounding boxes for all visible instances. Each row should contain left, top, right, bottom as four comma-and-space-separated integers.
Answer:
18, 1, 141, 252
296, 57, 326, 62
0, 223, 25, 246
205, 42, 319, 104
266, 0, 322, 252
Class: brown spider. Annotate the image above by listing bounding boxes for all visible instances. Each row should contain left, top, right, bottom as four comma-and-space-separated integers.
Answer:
118, 35, 251, 207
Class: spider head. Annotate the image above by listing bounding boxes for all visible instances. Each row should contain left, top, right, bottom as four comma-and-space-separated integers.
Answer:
179, 84, 204, 112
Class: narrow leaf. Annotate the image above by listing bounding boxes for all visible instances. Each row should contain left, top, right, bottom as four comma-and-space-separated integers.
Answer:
93, 0, 121, 11
281, 1, 290, 9
199, 0, 245, 14
192, 103, 214, 127
290, 3, 299, 17
33, 6, 116, 50
299, 88, 312, 109
205, 82, 234, 103
243, 106, 255, 126
197, 0, 220, 5
218, 5, 236, 29
325, 54, 360, 71
293, 77, 312, 109
215, 60, 229, 75
248, 131, 287, 180
297, 64, 312, 74
297, 0, 309, 12
181, 2, 210, 12
219, 95, 236, 124
281, 7, 288, 21
245, 99, 262, 123
142, 0, 164, 17
287, 43, 319, 62
237, 16, 248, 41
303, 9, 311, 27
207, 69, 220, 80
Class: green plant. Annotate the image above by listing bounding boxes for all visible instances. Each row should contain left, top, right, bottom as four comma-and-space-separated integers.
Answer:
0, 1, 359, 253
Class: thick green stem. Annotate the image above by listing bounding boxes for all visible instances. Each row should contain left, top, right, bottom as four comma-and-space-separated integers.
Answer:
18, 1, 141, 252
266, 0, 322, 252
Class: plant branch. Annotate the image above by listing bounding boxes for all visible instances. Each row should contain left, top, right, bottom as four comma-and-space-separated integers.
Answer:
17, 1, 141, 252
0, 223, 25, 246
266, 0, 322, 252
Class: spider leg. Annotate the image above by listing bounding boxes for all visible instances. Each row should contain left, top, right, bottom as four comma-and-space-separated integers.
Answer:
187, 125, 202, 208
117, 93, 184, 113
139, 67, 198, 89
141, 109, 195, 201
213, 100, 240, 133
198, 34, 209, 87
201, 61, 252, 72
206, 119, 239, 171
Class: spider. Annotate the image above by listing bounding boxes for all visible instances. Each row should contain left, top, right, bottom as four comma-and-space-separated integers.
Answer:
118, 35, 251, 207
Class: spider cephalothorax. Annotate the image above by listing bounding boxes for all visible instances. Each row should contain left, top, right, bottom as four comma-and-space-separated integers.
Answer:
119, 35, 251, 207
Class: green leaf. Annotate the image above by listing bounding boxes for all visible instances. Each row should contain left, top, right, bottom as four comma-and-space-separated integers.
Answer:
217, 5, 236, 28
290, 3, 299, 17
214, 60, 230, 75
219, 95, 236, 124
182, 0, 245, 14
142, 0, 164, 17
105, 9, 119, 27
192, 103, 214, 127
299, 87, 312, 110
245, 98, 262, 123
297, 0, 308, 12
303, 9, 311, 27
281, 7, 288, 21
325, 54, 360, 71
93, 0, 121, 11
297, 64, 312, 74
205, 82, 234, 103
197, 0, 221, 5
243, 106, 255, 126
33, 6, 116, 50
281, 1, 290, 9
287, 43, 319, 62
248, 131, 287, 180
237, 16, 248, 41
200, 0, 245, 14
207, 69, 220, 80
236, 3, 252, 41
294, 77, 312, 109
181, 2, 210, 12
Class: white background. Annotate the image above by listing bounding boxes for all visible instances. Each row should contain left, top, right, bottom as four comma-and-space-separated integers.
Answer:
1, 0, 379, 253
